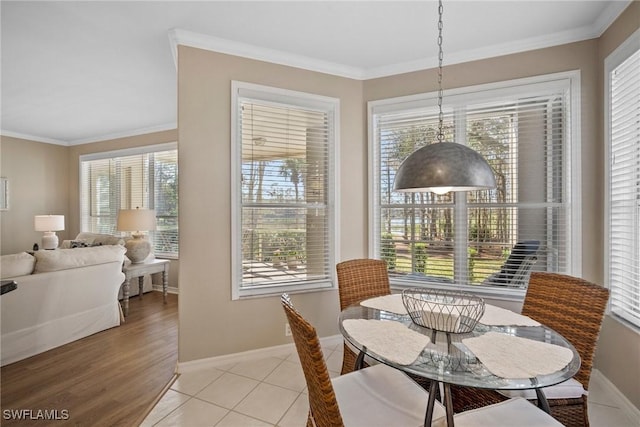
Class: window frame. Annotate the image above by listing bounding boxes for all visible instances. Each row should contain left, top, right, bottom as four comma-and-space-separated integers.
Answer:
231, 81, 340, 300
604, 28, 640, 331
368, 71, 582, 300
78, 142, 179, 259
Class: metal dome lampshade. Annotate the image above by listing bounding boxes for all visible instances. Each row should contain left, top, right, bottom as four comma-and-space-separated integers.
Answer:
394, 0, 496, 195
394, 142, 496, 195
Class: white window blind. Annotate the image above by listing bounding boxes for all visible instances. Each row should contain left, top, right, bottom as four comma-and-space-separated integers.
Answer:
232, 82, 337, 299
606, 32, 640, 328
79, 143, 178, 257
371, 75, 577, 295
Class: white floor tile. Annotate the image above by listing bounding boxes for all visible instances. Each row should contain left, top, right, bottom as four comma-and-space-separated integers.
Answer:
234, 382, 299, 424
147, 348, 638, 427
214, 361, 239, 372
171, 367, 225, 396
321, 340, 339, 353
215, 411, 274, 427
140, 389, 191, 427
155, 398, 229, 427
284, 352, 301, 366
196, 372, 260, 409
277, 392, 309, 427
262, 360, 307, 392
229, 357, 283, 381
324, 349, 343, 373
588, 402, 638, 427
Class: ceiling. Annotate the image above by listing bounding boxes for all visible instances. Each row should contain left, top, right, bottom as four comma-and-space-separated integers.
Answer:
0, 1, 632, 146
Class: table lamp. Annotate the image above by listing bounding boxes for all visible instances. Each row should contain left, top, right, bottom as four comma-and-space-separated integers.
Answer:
34, 215, 65, 250
116, 207, 157, 263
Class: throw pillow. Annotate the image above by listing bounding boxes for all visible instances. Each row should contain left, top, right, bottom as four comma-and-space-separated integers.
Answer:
1, 252, 36, 279
70, 240, 91, 248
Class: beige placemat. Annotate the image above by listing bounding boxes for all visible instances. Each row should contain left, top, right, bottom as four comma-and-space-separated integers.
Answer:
462, 331, 574, 379
360, 294, 408, 315
342, 319, 429, 365
480, 304, 541, 327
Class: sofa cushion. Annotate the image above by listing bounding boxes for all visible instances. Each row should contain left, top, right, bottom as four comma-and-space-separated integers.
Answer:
1, 252, 36, 279
34, 245, 126, 273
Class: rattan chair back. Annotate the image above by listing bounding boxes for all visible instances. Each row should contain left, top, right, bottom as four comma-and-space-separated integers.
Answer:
450, 272, 609, 426
281, 294, 344, 427
522, 272, 610, 392
336, 259, 391, 310
336, 259, 391, 375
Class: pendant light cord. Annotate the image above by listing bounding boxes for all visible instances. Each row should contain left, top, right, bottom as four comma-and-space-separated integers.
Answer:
437, 0, 444, 143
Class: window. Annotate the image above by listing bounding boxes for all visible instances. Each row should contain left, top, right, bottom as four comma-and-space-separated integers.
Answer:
231, 82, 338, 299
370, 73, 580, 297
79, 143, 178, 258
606, 30, 640, 329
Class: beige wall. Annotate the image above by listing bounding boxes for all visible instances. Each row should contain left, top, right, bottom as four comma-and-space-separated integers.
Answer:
593, 1, 640, 409
177, 47, 364, 361
0, 136, 70, 255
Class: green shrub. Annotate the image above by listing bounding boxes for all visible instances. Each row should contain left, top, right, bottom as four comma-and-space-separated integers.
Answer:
414, 243, 427, 273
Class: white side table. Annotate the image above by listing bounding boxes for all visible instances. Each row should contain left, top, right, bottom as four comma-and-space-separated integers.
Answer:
121, 259, 170, 317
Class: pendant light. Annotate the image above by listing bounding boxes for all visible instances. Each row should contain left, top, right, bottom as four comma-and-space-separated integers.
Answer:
394, 0, 496, 195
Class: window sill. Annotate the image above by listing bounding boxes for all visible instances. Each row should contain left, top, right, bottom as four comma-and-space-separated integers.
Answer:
390, 278, 526, 303
233, 279, 335, 300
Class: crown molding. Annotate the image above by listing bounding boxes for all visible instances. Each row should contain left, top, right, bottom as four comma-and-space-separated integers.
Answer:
593, 0, 633, 37
168, 28, 366, 80
67, 122, 177, 146
0, 130, 67, 146
2, 123, 177, 147
169, 1, 632, 81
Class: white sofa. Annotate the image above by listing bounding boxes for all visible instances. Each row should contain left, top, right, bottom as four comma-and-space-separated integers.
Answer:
0, 245, 126, 366
61, 232, 154, 297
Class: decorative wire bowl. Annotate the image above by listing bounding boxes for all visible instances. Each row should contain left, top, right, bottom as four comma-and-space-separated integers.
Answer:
401, 288, 485, 334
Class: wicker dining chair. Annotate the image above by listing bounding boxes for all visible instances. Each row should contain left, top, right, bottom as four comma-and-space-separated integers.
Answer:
336, 258, 391, 375
281, 293, 447, 427
450, 272, 610, 427
282, 293, 563, 427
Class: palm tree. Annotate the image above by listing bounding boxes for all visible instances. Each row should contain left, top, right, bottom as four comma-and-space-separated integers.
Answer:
280, 158, 304, 201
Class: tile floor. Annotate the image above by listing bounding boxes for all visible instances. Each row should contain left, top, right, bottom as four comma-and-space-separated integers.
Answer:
142, 340, 637, 427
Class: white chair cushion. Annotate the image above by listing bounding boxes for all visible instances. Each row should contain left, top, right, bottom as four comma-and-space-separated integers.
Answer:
454, 397, 563, 426
498, 378, 586, 400
332, 363, 447, 427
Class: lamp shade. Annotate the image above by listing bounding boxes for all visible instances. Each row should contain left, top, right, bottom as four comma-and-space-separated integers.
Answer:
117, 208, 157, 232
34, 215, 65, 232
394, 142, 496, 194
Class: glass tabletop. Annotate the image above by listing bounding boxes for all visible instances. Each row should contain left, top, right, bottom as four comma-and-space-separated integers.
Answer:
339, 303, 581, 391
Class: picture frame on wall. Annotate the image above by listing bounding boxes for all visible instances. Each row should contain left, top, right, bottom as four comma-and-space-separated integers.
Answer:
0, 177, 8, 210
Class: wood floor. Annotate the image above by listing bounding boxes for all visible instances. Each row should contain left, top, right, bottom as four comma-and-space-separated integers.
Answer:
1, 291, 178, 427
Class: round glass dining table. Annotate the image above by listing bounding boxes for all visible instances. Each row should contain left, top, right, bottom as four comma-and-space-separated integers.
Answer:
339, 303, 581, 427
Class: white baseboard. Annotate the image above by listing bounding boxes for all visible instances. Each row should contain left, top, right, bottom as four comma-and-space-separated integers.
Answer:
177, 334, 343, 374
591, 369, 640, 421
152, 284, 179, 294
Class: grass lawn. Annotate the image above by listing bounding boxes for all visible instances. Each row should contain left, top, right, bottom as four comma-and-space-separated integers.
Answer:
394, 256, 504, 284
